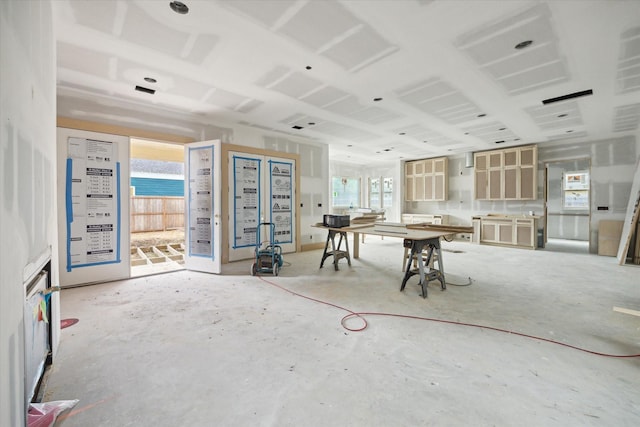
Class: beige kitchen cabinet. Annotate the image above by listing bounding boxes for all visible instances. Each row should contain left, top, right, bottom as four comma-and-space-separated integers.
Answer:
404, 162, 414, 201
401, 213, 449, 225
404, 157, 448, 201
474, 145, 537, 200
477, 215, 539, 249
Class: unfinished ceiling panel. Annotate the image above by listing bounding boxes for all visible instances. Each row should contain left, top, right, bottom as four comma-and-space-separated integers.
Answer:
319, 23, 399, 72
205, 88, 254, 111
348, 106, 403, 125
300, 86, 350, 108
310, 120, 379, 142
613, 103, 640, 132
461, 121, 520, 145
268, 71, 324, 99
547, 130, 588, 141
265, 0, 399, 72
616, 26, 640, 94
391, 124, 455, 146
323, 95, 365, 116
396, 77, 484, 124
236, 99, 264, 114
184, 33, 220, 64
277, 0, 360, 51
57, 42, 112, 79
525, 100, 584, 131
455, 3, 569, 95
120, 2, 190, 57
68, 0, 117, 34
219, 0, 295, 28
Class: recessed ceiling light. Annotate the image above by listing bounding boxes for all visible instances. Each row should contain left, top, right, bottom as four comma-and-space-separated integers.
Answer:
347, 144, 353, 147
144, 77, 157, 83
169, 1, 189, 14
423, 140, 428, 143
383, 148, 392, 152
477, 113, 486, 118
305, 65, 312, 70
499, 127, 506, 131
557, 113, 568, 118
399, 132, 406, 135
494, 140, 505, 144
373, 97, 383, 102
292, 125, 304, 130
464, 132, 469, 135
514, 138, 521, 141
566, 130, 574, 133
515, 40, 533, 50
308, 122, 315, 126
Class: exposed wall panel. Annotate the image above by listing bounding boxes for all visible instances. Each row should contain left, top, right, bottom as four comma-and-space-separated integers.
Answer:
1, 1, 57, 425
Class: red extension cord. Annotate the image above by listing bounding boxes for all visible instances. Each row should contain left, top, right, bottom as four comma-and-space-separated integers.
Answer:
257, 276, 640, 359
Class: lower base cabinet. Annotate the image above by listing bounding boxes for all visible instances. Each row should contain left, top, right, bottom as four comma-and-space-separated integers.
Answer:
476, 216, 538, 249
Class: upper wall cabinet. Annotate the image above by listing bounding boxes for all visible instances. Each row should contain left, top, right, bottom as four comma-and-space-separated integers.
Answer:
405, 157, 448, 201
474, 145, 537, 201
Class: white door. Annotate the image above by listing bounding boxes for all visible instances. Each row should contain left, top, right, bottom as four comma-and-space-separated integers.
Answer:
57, 128, 131, 287
228, 152, 296, 262
228, 152, 263, 261
184, 140, 222, 274
265, 156, 296, 254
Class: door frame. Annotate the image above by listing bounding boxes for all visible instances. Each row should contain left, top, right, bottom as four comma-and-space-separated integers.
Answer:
544, 157, 592, 248
221, 144, 300, 264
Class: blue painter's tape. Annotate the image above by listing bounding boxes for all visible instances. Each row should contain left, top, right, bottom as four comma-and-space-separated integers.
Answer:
116, 162, 121, 263
268, 160, 293, 244
66, 158, 122, 270
232, 155, 261, 249
187, 146, 216, 259
65, 158, 73, 272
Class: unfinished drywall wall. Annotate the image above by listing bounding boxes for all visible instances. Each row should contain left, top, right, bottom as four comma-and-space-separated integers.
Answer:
1, 1, 57, 425
542, 136, 639, 252
265, 136, 329, 247
546, 159, 590, 240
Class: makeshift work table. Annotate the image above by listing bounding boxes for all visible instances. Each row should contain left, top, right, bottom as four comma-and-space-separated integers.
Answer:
319, 227, 352, 270
313, 223, 468, 298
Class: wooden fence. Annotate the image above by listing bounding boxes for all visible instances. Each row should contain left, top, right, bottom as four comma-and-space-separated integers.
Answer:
130, 196, 184, 233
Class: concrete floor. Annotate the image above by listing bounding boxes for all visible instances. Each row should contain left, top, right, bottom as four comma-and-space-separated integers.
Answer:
44, 238, 640, 426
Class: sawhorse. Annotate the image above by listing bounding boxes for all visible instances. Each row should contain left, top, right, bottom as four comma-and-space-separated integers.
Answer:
320, 229, 351, 270
400, 237, 446, 298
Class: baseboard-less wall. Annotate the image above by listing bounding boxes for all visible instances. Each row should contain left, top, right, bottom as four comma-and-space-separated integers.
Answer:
1, 1, 57, 425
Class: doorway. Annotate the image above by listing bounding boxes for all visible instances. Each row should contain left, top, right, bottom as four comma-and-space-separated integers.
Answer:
129, 138, 186, 276
544, 158, 591, 254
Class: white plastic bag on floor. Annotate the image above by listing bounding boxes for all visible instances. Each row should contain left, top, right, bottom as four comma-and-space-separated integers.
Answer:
27, 399, 79, 427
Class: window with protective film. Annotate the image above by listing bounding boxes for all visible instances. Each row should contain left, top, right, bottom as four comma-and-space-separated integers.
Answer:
563, 171, 589, 209
332, 176, 360, 209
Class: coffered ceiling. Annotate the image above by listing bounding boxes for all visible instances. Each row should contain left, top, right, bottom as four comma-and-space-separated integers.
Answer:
54, 0, 640, 164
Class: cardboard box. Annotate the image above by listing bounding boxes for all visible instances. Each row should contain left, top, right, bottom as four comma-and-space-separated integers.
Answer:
598, 220, 624, 256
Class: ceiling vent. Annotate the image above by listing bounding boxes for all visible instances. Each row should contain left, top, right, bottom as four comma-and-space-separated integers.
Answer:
135, 86, 155, 95
542, 89, 593, 105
